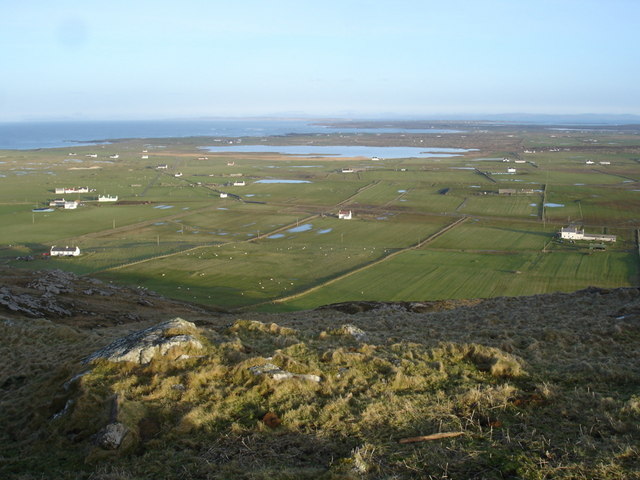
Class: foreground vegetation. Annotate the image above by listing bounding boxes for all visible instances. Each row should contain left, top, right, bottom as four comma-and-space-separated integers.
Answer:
1, 271, 638, 479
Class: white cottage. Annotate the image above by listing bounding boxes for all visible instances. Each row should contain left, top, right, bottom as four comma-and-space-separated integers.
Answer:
50, 246, 80, 257
338, 210, 352, 220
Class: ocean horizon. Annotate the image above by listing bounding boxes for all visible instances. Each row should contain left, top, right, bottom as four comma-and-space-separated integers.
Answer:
0, 119, 457, 150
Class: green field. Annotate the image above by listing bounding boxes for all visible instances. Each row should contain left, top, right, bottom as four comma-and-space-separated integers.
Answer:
2, 124, 639, 310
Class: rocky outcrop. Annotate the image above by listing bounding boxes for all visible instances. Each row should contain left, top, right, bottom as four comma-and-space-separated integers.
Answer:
0, 286, 73, 317
83, 318, 203, 365
27, 269, 78, 295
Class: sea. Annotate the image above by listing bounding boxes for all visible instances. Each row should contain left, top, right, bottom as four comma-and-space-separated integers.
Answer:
0, 119, 459, 150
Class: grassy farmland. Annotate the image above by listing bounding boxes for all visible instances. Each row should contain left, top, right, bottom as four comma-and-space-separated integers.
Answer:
1, 121, 639, 310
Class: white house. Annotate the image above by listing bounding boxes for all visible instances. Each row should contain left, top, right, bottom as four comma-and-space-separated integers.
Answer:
559, 226, 616, 242
233, 181, 245, 186
586, 160, 595, 165
371, 156, 381, 161
56, 187, 89, 194
109, 154, 119, 159
338, 210, 352, 220
220, 193, 228, 198
98, 195, 118, 202
174, 172, 183, 177
599, 161, 611, 165
49, 199, 78, 209
86, 154, 97, 158
341, 168, 354, 173
157, 164, 168, 169
50, 246, 80, 257
514, 160, 526, 164
507, 167, 517, 173
141, 155, 149, 159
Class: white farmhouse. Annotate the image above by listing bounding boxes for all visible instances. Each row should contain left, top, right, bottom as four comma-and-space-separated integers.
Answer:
338, 210, 352, 220
220, 193, 228, 198
559, 226, 616, 242
50, 246, 81, 256
98, 195, 118, 202
507, 167, 517, 173
49, 199, 78, 209
56, 187, 89, 194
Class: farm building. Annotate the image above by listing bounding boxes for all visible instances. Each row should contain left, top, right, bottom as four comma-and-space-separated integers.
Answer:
233, 181, 245, 186
559, 226, 616, 242
50, 246, 80, 257
157, 164, 168, 169
55, 187, 89, 194
341, 168, 355, 173
98, 195, 118, 202
338, 210, 352, 220
499, 188, 535, 195
507, 167, 517, 173
220, 193, 228, 198
49, 199, 78, 209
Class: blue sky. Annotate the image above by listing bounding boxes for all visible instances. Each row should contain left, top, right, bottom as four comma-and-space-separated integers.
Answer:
2, 0, 639, 121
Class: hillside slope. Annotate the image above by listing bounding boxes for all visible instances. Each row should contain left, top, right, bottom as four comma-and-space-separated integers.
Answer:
1, 267, 639, 479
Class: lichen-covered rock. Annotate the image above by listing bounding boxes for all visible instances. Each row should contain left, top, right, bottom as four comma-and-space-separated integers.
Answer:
94, 422, 128, 449
340, 324, 368, 342
249, 363, 321, 382
83, 318, 203, 365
